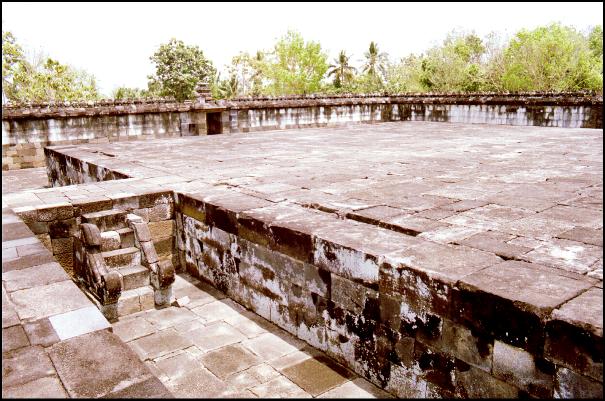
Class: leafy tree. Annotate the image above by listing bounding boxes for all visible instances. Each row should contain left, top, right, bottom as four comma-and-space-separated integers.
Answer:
501, 23, 602, 91
262, 31, 328, 95
417, 31, 487, 92
148, 38, 216, 101
2, 30, 99, 103
327, 50, 356, 88
362, 41, 388, 82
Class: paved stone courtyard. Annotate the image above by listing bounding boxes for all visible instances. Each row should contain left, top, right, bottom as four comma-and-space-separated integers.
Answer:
115, 272, 391, 398
44, 121, 603, 278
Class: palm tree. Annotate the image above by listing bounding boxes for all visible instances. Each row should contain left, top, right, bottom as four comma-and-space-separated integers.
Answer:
363, 41, 389, 80
327, 50, 356, 88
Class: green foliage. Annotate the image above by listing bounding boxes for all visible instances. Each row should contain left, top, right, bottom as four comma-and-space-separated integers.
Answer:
328, 50, 356, 88
111, 86, 154, 100
2, 30, 100, 103
148, 38, 216, 101
501, 23, 602, 91
262, 31, 329, 95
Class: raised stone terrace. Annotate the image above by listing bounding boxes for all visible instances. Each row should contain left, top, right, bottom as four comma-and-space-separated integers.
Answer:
3, 121, 603, 398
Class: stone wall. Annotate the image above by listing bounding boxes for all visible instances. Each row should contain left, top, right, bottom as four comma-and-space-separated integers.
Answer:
3, 93, 602, 170
173, 189, 602, 399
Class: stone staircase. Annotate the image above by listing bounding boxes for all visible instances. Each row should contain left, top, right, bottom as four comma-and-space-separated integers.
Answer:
74, 209, 175, 321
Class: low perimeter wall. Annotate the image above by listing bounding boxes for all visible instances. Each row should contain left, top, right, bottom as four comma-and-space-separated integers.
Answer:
3, 92, 603, 170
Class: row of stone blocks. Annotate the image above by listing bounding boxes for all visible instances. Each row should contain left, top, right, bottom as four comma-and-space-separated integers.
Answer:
174, 189, 603, 398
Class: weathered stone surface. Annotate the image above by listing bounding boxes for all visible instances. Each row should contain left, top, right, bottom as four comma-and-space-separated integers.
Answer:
554, 367, 604, 398
49, 330, 154, 398
558, 226, 603, 247
545, 287, 603, 381
48, 306, 111, 341
2, 345, 56, 387
2, 376, 68, 398
243, 332, 304, 361
22, 318, 60, 348
281, 355, 355, 396
129, 328, 194, 361
2, 262, 68, 292
10, 280, 91, 322
492, 340, 554, 397
522, 238, 602, 274
189, 321, 246, 351
2, 324, 30, 353
200, 344, 261, 379
457, 231, 531, 260
456, 260, 593, 351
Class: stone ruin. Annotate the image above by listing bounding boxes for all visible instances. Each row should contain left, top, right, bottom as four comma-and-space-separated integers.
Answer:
2, 92, 603, 398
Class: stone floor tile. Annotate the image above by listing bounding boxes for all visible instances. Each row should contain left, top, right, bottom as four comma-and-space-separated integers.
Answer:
23, 318, 60, 348
48, 306, 111, 341
129, 328, 194, 361
10, 280, 90, 322
250, 375, 312, 398
200, 344, 262, 379
143, 305, 198, 330
112, 315, 157, 342
2, 262, 69, 292
280, 355, 356, 396
154, 351, 205, 382
2, 324, 30, 353
190, 299, 245, 324
2, 286, 20, 328
317, 377, 393, 398
1, 376, 68, 398
223, 309, 272, 338
101, 375, 174, 398
268, 349, 315, 371
48, 330, 154, 398
172, 317, 206, 333
243, 332, 306, 362
224, 363, 281, 391
164, 367, 228, 398
2, 345, 56, 387
188, 321, 247, 351
220, 388, 258, 398
2, 251, 57, 273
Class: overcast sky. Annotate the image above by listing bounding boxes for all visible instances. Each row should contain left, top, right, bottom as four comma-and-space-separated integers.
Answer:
2, 2, 603, 96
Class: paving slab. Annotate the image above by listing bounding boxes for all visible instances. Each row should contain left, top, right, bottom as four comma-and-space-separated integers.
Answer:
23, 318, 60, 348
2, 262, 69, 292
2, 345, 56, 387
188, 321, 247, 351
2, 376, 68, 398
1, 324, 30, 353
48, 329, 155, 398
130, 328, 194, 361
200, 344, 262, 379
48, 306, 111, 341
9, 280, 91, 322
280, 355, 356, 396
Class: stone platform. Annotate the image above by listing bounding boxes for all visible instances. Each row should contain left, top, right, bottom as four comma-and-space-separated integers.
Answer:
3, 121, 603, 398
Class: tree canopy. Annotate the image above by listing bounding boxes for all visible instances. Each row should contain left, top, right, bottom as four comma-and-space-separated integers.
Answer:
148, 38, 216, 101
2, 30, 99, 103
3, 23, 603, 103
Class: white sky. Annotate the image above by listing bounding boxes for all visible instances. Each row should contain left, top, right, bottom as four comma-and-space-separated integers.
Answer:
2, 2, 603, 96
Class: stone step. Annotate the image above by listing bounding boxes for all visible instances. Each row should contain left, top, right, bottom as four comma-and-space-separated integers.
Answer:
115, 227, 135, 249
117, 285, 154, 317
100, 230, 121, 252
119, 265, 150, 291
81, 209, 128, 232
102, 247, 141, 269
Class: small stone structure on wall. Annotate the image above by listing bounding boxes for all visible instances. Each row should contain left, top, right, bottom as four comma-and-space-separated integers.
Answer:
2, 92, 602, 170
